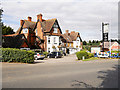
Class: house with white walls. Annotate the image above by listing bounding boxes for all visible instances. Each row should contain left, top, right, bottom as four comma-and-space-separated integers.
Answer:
6, 13, 82, 54
60, 30, 82, 54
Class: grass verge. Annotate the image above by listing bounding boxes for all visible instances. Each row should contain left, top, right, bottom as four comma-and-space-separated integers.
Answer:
82, 57, 101, 61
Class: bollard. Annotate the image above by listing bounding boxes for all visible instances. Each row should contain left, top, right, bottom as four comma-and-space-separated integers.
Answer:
82, 56, 85, 60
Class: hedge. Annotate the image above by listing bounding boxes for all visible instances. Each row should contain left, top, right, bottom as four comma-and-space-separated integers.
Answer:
43, 52, 49, 58
76, 51, 94, 60
1, 48, 35, 63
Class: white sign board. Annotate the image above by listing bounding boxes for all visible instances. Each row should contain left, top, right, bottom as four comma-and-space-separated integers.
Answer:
91, 47, 101, 53
104, 24, 109, 33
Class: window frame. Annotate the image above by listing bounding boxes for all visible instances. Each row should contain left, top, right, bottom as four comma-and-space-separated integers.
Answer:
48, 36, 50, 44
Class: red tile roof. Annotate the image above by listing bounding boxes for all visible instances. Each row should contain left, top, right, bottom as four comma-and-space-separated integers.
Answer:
41, 18, 57, 32
69, 32, 79, 41
61, 34, 73, 43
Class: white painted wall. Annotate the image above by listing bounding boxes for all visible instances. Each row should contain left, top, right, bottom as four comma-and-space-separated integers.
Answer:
91, 47, 101, 53
70, 37, 81, 54
46, 35, 60, 53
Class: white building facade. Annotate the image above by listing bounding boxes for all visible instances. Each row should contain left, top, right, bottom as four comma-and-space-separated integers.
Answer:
46, 35, 61, 53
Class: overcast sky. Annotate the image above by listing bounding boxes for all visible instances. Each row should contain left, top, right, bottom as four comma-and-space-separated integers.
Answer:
1, 0, 119, 41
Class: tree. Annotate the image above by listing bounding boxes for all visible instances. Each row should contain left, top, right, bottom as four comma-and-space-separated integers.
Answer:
89, 40, 91, 44
88, 40, 92, 45
83, 41, 87, 45
0, 8, 3, 46
92, 40, 95, 43
2, 24, 15, 35
96, 40, 98, 43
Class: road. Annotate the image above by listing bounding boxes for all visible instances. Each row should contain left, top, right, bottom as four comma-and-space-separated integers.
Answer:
2, 54, 119, 88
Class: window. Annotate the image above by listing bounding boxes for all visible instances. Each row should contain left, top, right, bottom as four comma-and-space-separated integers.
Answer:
66, 43, 68, 47
48, 48, 50, 53
2, 38, 4, 43
54, 37, 56, 44
53, 22, 58, 33
53, 28, 57, 33
48, 37, 50, 44
22, 36, 24, 39
53, 22, 58, 28
77, 40, 79, 44
59, 37, 61, 45
23, 28, 28, 33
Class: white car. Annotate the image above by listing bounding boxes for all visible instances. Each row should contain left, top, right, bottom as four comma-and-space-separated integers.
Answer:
34, 53, 45, 60
97, 52, 109, 58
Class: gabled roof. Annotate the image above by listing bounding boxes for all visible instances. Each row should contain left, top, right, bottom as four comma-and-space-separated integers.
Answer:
15, 18, 59, 34
104, 41, 119, 48
69, 32, 79, 41
15, 20, 36, 34
23, 20, 36, 29
41, 18, 56, 32
62, 31, 82, 43
61, 34, 73, 43
2, 34, 27, 48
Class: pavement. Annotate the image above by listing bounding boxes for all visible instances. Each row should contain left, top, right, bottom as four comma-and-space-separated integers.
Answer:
2, 54, 119, 88
34, 54, 78, 64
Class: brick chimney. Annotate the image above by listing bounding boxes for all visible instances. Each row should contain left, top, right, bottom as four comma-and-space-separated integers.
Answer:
20, 20, 24, 26
65, 30, 69, 33
70, 31, 75, 34
37, 13, 43, 22
28, 16, 32, 21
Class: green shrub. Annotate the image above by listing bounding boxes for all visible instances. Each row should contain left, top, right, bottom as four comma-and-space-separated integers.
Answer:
76, 51, 89, 60
43, 51, 49, 58
60, 50, 63, 55
88, 53, 94, 58
2, 48, 35, 63
111, 51, 120, 53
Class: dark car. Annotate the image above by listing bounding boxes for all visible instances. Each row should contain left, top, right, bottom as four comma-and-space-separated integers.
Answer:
47, 52, 62, 58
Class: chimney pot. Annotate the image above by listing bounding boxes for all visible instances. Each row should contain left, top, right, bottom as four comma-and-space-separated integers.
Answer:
71, 31, 75, 33
65, 30, 69, 33
28, 16, 32, 21
20, 20, 24, 26
37, 13, 43, 22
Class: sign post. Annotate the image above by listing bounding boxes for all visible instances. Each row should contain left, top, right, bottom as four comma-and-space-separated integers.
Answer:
102, 22, 109, 52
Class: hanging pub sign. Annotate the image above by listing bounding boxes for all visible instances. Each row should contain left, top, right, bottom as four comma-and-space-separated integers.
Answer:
103, 23, 109, 42
104, 24, 109, 33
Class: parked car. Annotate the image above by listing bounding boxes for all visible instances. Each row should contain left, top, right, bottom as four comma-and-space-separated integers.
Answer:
97, 52, 109, 58
63, 52, 66, 56
47, 52, 62, 58
20, 48, 30, 51
34, 53, 45, 60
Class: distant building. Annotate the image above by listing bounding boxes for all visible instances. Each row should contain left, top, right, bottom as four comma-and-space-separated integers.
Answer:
60, 30, 82, 54
91, 47, 101, 53
103, 41, 120, 51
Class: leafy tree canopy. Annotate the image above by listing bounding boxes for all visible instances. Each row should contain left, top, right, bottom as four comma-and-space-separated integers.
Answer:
2, 23, 15, 35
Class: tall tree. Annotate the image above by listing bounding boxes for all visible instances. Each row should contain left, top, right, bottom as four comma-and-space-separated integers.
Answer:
92, 40, 95, 43
83, 41, 87, 45
0, 8, 3, 46
2, 24, 15, 35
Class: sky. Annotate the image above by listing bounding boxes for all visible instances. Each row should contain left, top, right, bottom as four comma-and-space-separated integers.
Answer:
1, 0, 119, 41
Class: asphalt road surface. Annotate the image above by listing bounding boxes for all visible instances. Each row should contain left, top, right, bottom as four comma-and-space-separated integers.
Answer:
2, 54, 119, 88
